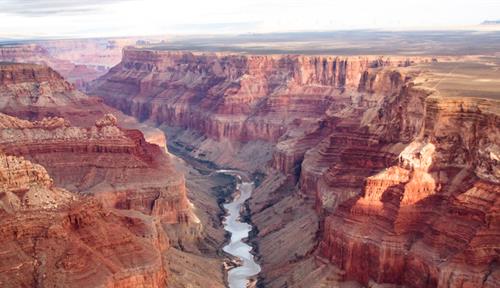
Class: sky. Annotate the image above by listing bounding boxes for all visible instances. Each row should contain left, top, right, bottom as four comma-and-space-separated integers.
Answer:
0, 0, 499, 39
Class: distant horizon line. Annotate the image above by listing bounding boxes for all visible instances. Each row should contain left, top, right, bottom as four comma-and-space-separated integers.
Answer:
1, 23, 500, 43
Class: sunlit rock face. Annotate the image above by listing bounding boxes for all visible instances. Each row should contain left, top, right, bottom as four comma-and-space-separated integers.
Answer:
0, 62, 167, 148
0, 62, 110, 125
0, 145, 169, 288
0, 63, 202, 287
90, 48, 499, 288
315, 90, 500, 287
0, 112, 192, 224
89, 48, 420, 144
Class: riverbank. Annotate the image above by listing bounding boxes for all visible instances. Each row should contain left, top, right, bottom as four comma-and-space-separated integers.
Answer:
167, 139, 263, 288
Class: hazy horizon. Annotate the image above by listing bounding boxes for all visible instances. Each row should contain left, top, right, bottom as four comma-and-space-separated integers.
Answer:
0, 0, 499, 39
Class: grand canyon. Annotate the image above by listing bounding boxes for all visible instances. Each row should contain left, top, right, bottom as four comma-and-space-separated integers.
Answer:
0, 1, 499, 287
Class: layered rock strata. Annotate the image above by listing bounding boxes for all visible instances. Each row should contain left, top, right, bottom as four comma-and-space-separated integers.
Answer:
90, 49, 499, 288
0, 62, 167, 148
315, 92, 500, 287
0, 62, 227, 287
0, 44, 109, 90
90, 49, 421, 143
0, 112, 192, 224
0, 150, 169, 288
0, 110, 228, 287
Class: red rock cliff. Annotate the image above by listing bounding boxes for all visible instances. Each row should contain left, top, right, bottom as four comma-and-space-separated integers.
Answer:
0, 112, 192, 224
0, 62, 167, 147
90, 48, 421, 143
313, 89, 500, 287
0, 43, 112, 91
0, 62, 221, 287
0, 149, 169, 288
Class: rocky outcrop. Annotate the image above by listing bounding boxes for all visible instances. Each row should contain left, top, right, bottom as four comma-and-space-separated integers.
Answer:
0, 43, 114, 91
0, 153, 69, 211
0, 111, 222, 287
0, 112, 192, 224
312, 88, 500, 287
0, 152, 169, 288
251, 85, 499, 287
0, 62, 105, 125
0, 62, 167, 148
0, 62, 97, 126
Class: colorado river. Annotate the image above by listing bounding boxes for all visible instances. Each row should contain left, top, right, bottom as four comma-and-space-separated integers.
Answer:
218, 170, 261, 288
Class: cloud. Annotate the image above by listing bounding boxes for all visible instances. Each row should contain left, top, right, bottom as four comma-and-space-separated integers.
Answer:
0, 0, 133, 16
0, 0, 498, 39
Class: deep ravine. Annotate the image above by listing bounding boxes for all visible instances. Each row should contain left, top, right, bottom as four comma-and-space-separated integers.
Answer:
166, 138, 263, 288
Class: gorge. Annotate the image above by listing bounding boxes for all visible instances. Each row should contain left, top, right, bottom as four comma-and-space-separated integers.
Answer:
0, 38, 498, 288
88, 47, 499, 288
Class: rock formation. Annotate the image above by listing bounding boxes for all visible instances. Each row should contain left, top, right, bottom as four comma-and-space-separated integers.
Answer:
0, 135, 169, 287
0, 62, 167, 148
0, 111, 192, 223
315, 91, 499, 288
0, 62, 227, 287
90, 48, 499, 287
0, 38, 160, 91
0, 109, 227, 287
90, 49, 420, 143
0, 44, 109, 91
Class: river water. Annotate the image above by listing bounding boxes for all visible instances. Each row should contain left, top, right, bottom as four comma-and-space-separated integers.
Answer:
218, 170, 261, 288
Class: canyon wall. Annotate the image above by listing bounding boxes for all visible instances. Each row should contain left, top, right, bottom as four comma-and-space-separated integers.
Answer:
90, 48, 419, 143
0, 44, 110, 90
0, 114, 170, 288
90, 49, 499, 288
0, 112, 192, 224
0, 62, 227, 287
314, 90, 499, 287
0, 62, 167, 147
0, 62, 197, 227
0, 38, 168, 91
